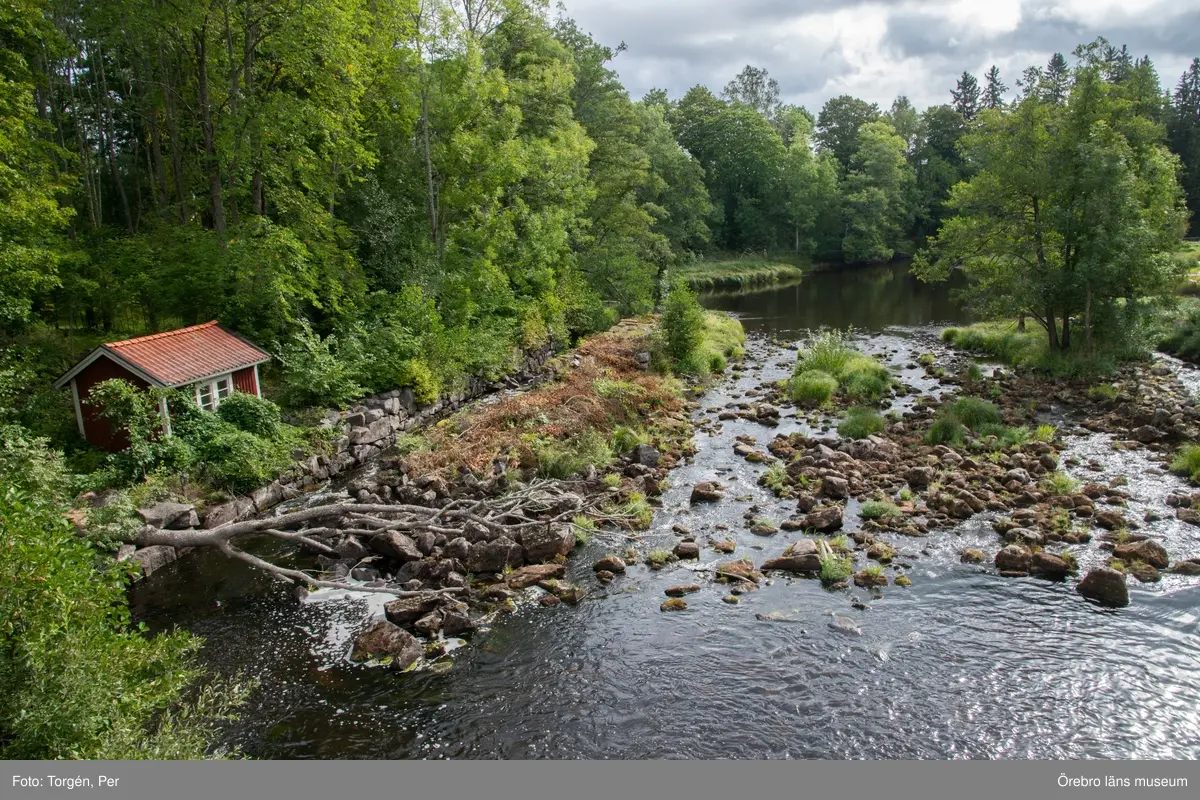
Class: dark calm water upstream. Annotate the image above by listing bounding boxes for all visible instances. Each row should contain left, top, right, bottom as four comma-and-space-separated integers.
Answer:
132, 263, 1200, 760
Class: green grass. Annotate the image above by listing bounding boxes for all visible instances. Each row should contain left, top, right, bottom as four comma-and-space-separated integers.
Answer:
1033, 424, 1058, 443
794, 330, 894, 404
790, 370, 838, 405
944, 321, 1129, 378
819, 554, 853, 585
1170, 444, 1200, 483
860, 500, 902, 520
1088, 383, 1119, 401
942, 322, 1042, 365
965, 362, 984, 381
646, 549, 675, 568
838, 406, 885, 439
534, 429, 613, 479
610, 425, 650, 452
761, 462, 788, 493
926, 416, 966, 446
947, 396, 1003, 430
602, 473, 622, 488
571, 515, 596, 546
917, 353, 935, 367
1041, 471, 1080, 495
676, 258, 806, 290
863, 564, 884, 578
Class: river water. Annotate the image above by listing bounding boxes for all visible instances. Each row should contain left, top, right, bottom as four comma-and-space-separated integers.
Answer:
131, 263, 1200, 759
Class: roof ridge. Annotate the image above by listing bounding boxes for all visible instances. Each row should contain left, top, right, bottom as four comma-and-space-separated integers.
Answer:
106, 320, 219, 349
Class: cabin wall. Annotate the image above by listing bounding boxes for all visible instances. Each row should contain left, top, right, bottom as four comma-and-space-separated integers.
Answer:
232, 366, 259, 396
75, 356, 150, 452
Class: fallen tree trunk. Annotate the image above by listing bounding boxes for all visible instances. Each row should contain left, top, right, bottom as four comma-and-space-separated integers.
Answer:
131, 479, 615, 597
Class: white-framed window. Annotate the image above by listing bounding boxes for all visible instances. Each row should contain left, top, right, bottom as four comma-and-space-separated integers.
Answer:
194, 373, 234, 411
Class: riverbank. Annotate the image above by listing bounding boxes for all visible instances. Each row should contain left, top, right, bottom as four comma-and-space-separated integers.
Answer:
675, 258, 806, 290
128, 270, 1200, 760
131, 312, 747, 671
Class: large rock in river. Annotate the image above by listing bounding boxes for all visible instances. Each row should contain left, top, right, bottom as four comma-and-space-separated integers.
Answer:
1076, 567, 1129, 608
802, 505, 843, 533
994, 544, 1031, 575
760, 539, 820, 573
384, 594, 445, 627
1113, 539, 1169, 569
690, 481, 724, 503
519, 524, 574, 563
370, 531, 423, 563
350, 619, 422, 669
468, 536, 523, 573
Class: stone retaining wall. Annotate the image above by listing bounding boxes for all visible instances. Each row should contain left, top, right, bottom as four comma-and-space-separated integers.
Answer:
192, 341, 558, 532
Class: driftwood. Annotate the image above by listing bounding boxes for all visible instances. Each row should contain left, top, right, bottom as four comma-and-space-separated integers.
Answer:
133, 479, 628, 597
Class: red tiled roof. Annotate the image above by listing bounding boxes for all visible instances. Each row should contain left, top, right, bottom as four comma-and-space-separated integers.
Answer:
102, 321, 269, 387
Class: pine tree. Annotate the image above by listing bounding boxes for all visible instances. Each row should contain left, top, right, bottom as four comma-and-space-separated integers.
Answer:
981, 66, 1007, 110
1045, 53, 1070, 104
951, 71, 981, 120
1169, 58, 1200, 235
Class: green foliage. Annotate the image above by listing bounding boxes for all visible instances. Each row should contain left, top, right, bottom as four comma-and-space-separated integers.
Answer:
216, 392, 282, 438
534, 430, 613, 479
675, 259, 805, 290
838, 406, 885, 438
819, 554, 853, 585
1041, 471, 1081, 495
571, 515, 596, 545
762, 462, 788, 493
602, 472, 622, 489
1088, 383, 1119, 401
796, 329, 856, 376
947, 396, 1003, 430
661, 279, 707, 373
1034, 424, 1059, 443
1169, 444, 1200, 483
0, 428, 246, 759
916, 67, 1187, 361
276, 321, 366, 409
860, 500, 902, 520
840, 357, 892, 403
966, 363, 984, 381
926, 416, 967, 446
611, 425, 650, 453
790, 370, 838, 405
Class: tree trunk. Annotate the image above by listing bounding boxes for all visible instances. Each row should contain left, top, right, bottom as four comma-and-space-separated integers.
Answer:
420, 81, 439, 258
95, 46, 134, 233
1060, 312, 1071, 351
1046, 306, 1059, 351
1084, 282, 1093, 355
196, 31, 226, 234
1017, 313, 1026, 332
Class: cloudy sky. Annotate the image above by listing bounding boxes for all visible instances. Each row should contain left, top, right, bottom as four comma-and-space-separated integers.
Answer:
561, 0, 1200, 112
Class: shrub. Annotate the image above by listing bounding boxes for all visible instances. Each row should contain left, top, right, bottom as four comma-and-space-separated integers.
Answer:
662, 279, 706, 373
1041, 471, 1080, 495
534, 430, 613, 479
797, 329, 855, 376
0, 430, 247, 759
966, 363, 984, 381
838, 406, 885, 439
1170, 444, 1200, 483
819, 554, 853, 585
276, 320, 365, 408
926, 416, 966, 446
1088, 383, 1119, 401
860, 500, 901, 520
709, 352, 727, 372
216, 392, 281, 438
1033, 424, 1058, 443
611, 426, 650, 453
195, 426, 292, 494
947, 396, 1002, 430
790, 370, 838, 405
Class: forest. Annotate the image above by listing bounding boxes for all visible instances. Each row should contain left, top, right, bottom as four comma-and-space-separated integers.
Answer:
2, 0, 1200, 760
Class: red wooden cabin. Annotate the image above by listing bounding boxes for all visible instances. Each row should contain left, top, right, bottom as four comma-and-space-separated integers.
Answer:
54, 321, 271, 451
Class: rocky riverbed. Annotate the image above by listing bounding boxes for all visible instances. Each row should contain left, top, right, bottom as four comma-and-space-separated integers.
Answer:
128, 269, 1200, 758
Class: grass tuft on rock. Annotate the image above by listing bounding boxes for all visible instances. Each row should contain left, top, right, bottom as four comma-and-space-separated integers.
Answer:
860, 500, 901, 520
838, 406, 885, 439
1170, 444, 1200, 483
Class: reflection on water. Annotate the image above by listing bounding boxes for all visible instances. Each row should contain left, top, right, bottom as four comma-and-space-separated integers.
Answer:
132, 262, 1200, 760
701, 261, 972, 335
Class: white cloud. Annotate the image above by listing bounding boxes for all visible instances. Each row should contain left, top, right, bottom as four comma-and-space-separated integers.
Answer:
560, 0, 1200, 112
